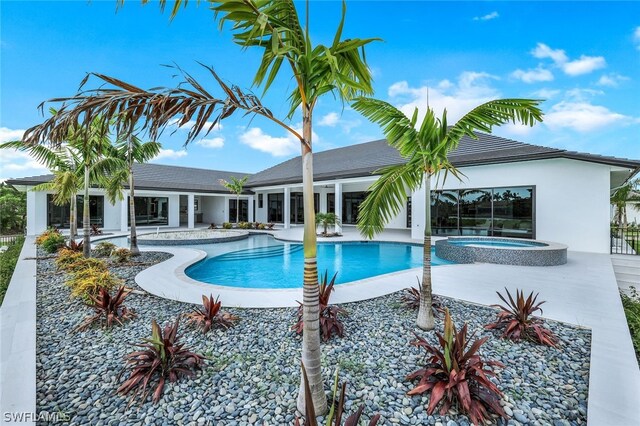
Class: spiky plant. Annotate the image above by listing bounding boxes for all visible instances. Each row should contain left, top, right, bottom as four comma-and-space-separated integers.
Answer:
485, 288, 558, 346
400, 277, 444, 317
407, 309, 507, 424
118, 318, 205, 405
185, 294, 238, 333
76, 286, 135, 331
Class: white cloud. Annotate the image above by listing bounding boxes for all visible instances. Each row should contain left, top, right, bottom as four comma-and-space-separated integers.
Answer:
196, 137, 224, 149
544, 101, 630, 132
511, 67, 554, 83
634, 27, 640, 50
0, 127, 50, 180
152, 148, 188, 161
319, 112, 340, 127
239, 127, 299, 157
0, 127, 25, 143
531, 43, 606, 76
597, 73, 629, 87
388, 71, 500, 124
532, 88, 561, 99
473, 11, 499, 21
565, 88, 604, 101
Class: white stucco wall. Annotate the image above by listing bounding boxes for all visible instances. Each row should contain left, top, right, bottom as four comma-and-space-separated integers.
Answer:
201, 196, 226, 225
423, 158, 612, 253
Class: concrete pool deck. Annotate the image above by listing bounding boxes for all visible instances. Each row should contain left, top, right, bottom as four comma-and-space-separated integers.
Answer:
1, 228, 639, 425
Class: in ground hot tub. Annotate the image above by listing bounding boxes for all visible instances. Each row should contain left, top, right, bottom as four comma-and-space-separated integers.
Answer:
136, 229, 249, 246
435, 236, 567, 266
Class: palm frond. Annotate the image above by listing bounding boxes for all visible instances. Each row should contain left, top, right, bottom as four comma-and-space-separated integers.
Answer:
357, 161, 423, 239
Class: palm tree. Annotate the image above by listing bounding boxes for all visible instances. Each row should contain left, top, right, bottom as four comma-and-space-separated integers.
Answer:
23, 1, 377, 412
103, 135, 161, 256
611, 179, 640, 228
315, 212, 341, 236
218, 176, 248, 224
353, 97, 543, 330
0, 140, 82, 239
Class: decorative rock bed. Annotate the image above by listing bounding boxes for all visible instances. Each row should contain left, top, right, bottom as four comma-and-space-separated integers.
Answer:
435, 236, 568, 266
136, 229, 249, 246
35, 250, 590, 425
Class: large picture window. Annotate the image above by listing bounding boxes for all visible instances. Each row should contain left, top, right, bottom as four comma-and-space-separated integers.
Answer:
129, 197, 169, 226
342, 192, 367, 224
47, 195, 104, 229
431, 186, 534, 238
229, 199, 249, 222
268, 193, 284, 223
290, 192, 319, 224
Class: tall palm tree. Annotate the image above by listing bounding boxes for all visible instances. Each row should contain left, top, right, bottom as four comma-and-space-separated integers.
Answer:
611, 179, 640, 228
219, 176, 248, 224
353, 98, 543, 330
0, 140, 82, 239
23, 0, 377, 412
103, 135, 161, 256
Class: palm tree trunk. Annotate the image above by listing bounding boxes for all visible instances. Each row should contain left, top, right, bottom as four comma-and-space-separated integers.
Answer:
82, 165, 91, 257
129, 160, 140, 257
417, 174, 435, 330
69, 193, 77, 240
296, 109, 327, 415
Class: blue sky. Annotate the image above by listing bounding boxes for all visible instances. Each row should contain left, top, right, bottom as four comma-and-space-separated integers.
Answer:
1, 1, 639, 181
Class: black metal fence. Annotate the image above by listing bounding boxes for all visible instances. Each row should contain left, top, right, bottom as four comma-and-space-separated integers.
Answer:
611, 226, 640, 255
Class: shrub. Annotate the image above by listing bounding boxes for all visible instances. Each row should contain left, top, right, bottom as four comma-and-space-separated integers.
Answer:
62, 257, 108, 274
621, 288, 640, 363
63, 239, 84, 252
55, 249, 84, 271
257, 223, 266, 230
185, 294, 238, 333
400, 277, 444, 316
0, 236, 25, 306
41, 232, 66, 254
295, 365, 381, 426
118, 318, 205, 405
94, 241, 117, 257
66, 267, 122, 300
238, 221, 250, 229
111, 247, 132, 263
222, 222, 232, 229
485, 288, 557, 347
76, 286, 136, 331
35, 228, 61, 246
293, 271, 348, 341
407, 309, 507, 425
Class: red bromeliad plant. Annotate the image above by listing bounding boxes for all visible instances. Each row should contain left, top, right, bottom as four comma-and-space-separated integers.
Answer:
407, 309, 507, 425
185, 294, 238, 333
295, 364, 381, 426
76, 286, 135, 331
118, 318, 205, 405
401, 277, 444, 316
293, 271, 348, 341
485, 288, 558, 347
64, 239, 84, 252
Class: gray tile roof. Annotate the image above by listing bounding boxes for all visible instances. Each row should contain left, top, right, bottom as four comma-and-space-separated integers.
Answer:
6, 163, 251, 194
247, 133, 640, 187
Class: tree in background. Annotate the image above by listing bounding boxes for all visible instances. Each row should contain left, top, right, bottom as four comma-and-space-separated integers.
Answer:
0, 184, 26, 234
612, 179, 640, 228
353, 97, 543, 330
219, 176, 248, 225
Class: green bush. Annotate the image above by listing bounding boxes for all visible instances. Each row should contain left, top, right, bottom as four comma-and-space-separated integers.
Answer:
0, 237, 25, 306
94, 241, 117, 257
238, 222, 250, 229
111, 247, 132, 263
621, 289, 640, 363
41, 232, 66, 254
222, 222, 232, 229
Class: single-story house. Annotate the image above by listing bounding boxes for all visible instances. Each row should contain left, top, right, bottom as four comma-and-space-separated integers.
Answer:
6, 133, 639, 254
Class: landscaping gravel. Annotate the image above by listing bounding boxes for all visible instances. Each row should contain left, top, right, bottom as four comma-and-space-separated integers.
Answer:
36, 249, 590, 425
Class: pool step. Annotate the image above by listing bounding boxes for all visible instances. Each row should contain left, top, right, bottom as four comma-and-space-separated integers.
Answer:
215, 245, 303, 261
611, 254, 640, 297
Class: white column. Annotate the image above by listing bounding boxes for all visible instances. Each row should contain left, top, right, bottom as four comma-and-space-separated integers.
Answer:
187, 194, 195, 229
319, 186, 327, 213
224, 196, 230, 222
411, 177, 426, 240
283, 187, 291, 229
248, 195, 255, 222
120, 197, 128, 232
26, 190, 36, 235
334, 183, 342, 234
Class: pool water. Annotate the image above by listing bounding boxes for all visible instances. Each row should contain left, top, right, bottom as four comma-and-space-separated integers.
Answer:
183, 234, 453, 289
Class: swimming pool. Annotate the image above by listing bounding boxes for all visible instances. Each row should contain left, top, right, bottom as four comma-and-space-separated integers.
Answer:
183, 234, 453, 289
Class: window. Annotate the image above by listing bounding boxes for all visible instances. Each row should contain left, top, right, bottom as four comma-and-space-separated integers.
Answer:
289, 192, 320, 224
406, 197, 412, 228
342, 192, 367, 224
47, 195, 104, 229
326, 193, 335, 213
128, 197, 169, 226
431, 186, 534, 238
229, 199, 249, 222
268, 193, 284, 222
258, 193, 263, 209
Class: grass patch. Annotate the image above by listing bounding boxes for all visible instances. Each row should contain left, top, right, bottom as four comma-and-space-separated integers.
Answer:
621, 289, 640, 364
0, 236, 25, 306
